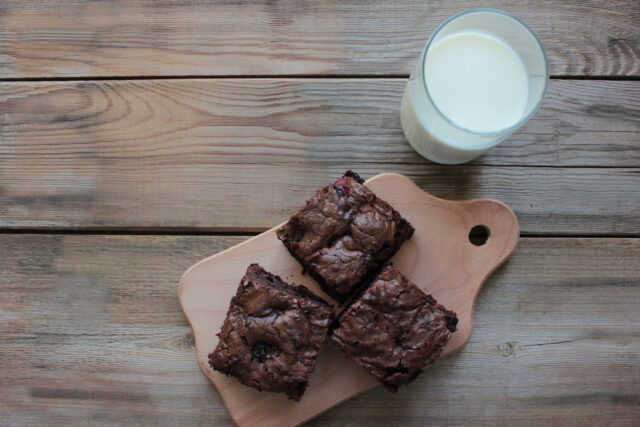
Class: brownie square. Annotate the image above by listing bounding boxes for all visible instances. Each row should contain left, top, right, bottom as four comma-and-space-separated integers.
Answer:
277, 171, 414, 302
331, 265, 458, 392
208, 264, 334, 401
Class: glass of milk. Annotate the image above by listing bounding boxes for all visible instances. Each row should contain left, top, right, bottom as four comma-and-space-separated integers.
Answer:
401, 9, 548, 164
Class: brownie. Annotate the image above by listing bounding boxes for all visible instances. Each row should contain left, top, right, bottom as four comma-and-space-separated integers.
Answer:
331, 265, 458, 392
208, 264, 334, 401
277, 171, 414, 302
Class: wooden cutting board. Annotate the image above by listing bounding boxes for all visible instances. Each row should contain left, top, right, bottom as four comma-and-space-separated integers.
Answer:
179, 172, 519, 426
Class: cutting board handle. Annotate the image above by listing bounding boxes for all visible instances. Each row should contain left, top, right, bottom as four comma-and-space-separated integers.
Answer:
364, 173, 520, 353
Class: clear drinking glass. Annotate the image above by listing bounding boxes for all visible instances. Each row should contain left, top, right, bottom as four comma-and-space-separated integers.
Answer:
400, 9, 549, 164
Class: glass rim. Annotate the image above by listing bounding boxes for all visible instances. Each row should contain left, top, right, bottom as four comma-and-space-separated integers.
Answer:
419, 8, 549, 138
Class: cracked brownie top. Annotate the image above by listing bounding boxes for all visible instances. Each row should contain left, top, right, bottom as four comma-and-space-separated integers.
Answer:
208, 264, 333, 401
277, 171, 415, 302
331, 264, 458, 392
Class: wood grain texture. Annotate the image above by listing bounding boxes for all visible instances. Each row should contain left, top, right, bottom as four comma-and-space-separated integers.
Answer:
179, 173, 520, 426
1, 162, 638, 235
1, 235, 638, 425
1, 0, 639, 78
1, 78, 639, 234
1, 79, 638, 167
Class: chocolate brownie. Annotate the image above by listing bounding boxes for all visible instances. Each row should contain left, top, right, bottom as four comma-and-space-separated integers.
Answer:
331, 265, 458, 392
277, 171, 414, 302
208, 264, 334, 401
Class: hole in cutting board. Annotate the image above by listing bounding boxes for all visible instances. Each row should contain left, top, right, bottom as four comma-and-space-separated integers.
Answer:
469, 225, 490, 246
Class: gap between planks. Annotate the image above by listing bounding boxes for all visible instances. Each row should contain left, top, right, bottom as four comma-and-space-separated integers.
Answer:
0, 228, 637, 239
1, 75, 639, 83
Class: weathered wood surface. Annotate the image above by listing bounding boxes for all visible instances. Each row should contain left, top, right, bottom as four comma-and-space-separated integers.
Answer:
1, 79, 639, 234
1, 235, 638, 425
1, 161, 638, 234
2, 1, 639, 425
1, 0, 639, 78
1, 79, 638, 167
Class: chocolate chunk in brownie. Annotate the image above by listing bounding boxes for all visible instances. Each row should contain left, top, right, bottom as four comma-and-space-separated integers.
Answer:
277, 171, 414, 302
208, 264, 334, 401
331, 265, 457, 392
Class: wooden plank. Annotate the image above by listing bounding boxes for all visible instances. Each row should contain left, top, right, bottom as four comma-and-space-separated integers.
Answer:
1, 1, 639, 78
1, 79, 638, 167
1, 235, 638, 425
1, 163, 639, 235
1, 78, 639, 234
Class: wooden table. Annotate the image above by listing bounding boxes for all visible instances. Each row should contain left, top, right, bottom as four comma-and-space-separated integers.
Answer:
1, 1, 638, 425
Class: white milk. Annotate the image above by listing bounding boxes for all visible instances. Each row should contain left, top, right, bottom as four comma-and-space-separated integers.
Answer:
401, 31, 530, 163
